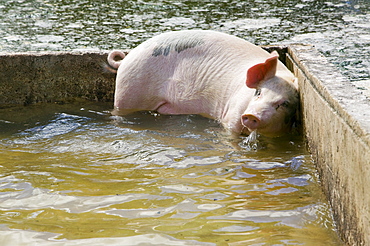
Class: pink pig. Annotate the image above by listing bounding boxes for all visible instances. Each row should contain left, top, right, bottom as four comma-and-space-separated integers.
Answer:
107, 30, 298, 137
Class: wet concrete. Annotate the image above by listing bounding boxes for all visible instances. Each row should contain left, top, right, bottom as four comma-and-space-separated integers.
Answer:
287, 44, 370, 246
0, 47, 369, 245
0, 51, 116, 106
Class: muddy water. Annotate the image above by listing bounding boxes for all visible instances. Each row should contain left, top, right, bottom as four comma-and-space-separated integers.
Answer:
0, 0, 359, 244
0, 102, 342, 245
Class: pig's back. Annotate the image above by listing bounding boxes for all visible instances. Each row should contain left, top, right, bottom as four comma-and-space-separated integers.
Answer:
114, 30, 274, 115
127, 30, 269, 70
118, 30, 270, 89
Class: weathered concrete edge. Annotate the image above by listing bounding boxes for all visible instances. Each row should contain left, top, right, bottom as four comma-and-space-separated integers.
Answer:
0, 50, 116, 107
287, 44, 370, 246
288, 44, 370, 145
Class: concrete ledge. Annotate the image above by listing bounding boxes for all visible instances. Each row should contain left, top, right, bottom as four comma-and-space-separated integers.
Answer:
0, 51, 116, 107
287, 44, 370, 246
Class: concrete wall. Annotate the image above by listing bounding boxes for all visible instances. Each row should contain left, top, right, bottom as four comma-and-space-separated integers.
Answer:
1, 47, 369, 245
287, 44, 370, 246
0, 51, 116, 106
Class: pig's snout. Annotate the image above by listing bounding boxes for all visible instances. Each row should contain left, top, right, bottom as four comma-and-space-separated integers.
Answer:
241, 114, 260, 130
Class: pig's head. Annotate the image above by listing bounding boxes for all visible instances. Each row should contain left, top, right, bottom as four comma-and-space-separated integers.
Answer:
241, 51, 299, 137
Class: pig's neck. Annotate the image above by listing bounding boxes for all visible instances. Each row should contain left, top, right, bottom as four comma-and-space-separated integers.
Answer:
213, 79, 253, 133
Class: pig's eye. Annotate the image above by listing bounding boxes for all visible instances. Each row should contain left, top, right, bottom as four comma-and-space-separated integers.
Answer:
281, 101, 290, 107
276, 101, 289, 110
254, 89, 261, 97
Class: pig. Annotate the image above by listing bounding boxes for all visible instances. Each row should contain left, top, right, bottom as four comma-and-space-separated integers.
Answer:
107, 30, 298, 137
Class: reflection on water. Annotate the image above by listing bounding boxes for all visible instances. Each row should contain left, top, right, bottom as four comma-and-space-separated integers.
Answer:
0, 102, 342, 245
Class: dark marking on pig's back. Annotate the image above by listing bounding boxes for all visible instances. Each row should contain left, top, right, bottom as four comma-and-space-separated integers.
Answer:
152, 34, 205, 57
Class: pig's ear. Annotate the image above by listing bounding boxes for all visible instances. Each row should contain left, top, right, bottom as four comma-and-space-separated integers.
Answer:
246, 51, 279, 88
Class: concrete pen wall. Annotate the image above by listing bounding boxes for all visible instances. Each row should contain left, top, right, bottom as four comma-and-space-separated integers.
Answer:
0, 51, 116, 106
287, 44, 370, 246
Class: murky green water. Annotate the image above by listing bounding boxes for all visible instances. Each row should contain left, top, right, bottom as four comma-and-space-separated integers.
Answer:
2, 0, 366, 244
0, 102, 342, 245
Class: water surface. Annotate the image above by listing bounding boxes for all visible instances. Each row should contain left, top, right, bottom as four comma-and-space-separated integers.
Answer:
0, 102, 342, 245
